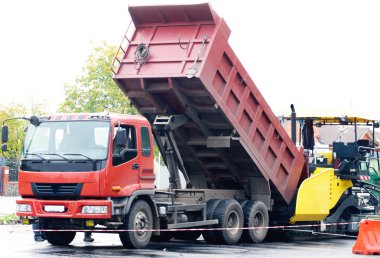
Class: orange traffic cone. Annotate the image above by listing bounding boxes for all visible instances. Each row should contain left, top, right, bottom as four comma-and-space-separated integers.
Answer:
353, 220, 380, 255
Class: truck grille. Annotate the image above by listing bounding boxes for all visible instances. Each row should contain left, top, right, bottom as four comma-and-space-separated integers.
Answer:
31, 183, 83, 197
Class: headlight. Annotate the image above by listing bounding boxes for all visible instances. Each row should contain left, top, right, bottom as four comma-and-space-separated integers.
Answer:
81, 205, 108, 214
17, 204, 32, 212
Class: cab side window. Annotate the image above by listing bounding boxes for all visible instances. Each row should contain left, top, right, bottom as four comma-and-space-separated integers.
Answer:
112, 125, 137, 166
141, 127, 151, 157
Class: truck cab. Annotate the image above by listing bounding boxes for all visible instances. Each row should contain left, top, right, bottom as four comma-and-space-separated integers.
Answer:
18, 113, 154, 199
11, 113, 155, 245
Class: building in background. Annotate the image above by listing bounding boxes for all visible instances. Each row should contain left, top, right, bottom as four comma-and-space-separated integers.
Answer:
281, 119, 379, 148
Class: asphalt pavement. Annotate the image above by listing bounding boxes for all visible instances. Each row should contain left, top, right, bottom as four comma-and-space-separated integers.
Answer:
0, 223, 360, 258
0, 196, 364, 257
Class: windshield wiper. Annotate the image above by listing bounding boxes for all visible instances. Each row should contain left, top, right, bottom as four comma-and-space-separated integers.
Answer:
22, 153, 48, 162
62, 153, 95, 162
42, 153, 70, 161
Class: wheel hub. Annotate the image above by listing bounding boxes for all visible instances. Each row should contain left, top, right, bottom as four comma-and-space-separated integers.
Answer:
253, 211, 264, 232
135, 211, 149, 237
227, 211, 239, 234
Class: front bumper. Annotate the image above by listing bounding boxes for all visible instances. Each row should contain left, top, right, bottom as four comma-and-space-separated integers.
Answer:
16, 198, 112, 219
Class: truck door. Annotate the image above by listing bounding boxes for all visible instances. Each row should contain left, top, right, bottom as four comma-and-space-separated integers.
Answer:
108, 124, 140, 196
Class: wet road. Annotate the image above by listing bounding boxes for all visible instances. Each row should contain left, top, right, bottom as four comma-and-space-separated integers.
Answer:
1, 225, 359, 258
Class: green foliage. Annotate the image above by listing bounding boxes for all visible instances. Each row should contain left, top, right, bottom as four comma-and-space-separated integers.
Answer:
0, 103, 28, 166
59, 41, 137, 114
0, 214, 19, 224
0, 100, 47, 166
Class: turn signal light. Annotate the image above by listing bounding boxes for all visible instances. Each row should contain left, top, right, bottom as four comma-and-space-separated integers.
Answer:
111, 186, 121, 191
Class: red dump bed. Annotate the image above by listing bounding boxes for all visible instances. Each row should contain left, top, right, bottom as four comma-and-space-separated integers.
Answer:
113, 3, 306, 204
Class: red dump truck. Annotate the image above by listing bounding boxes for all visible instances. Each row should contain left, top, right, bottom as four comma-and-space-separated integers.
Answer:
1, 3, 372, 249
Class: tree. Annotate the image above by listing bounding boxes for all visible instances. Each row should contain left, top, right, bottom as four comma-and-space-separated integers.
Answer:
0, 103, 28, 173
0, 100, 48, 171
59, 41, 137, 114
0, 103, 28, 156
59, 42, 163, 159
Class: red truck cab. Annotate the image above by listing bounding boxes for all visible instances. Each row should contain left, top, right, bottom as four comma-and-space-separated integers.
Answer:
16, 113, 154, 220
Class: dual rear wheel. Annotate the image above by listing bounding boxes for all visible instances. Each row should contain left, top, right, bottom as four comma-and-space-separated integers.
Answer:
203, 199, 269, 244
203, 199, 243, 244
241, 200, 269, 243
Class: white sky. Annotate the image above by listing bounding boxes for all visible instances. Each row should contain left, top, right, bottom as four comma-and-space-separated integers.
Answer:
1, 0, 380, 118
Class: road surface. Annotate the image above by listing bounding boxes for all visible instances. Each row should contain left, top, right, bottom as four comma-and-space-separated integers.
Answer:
0, 224, 360, 258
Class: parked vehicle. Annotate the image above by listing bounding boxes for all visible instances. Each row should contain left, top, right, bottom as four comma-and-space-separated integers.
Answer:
1, 3, 377, 249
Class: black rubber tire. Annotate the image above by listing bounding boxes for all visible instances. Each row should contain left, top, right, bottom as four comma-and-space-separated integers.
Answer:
119, 200, 153, 249
173, 230, 202, 241
241, 200, 269, 243
238, 200, 249, 209
213, 199, 243, 245
202, 199, 221, 244
45, 231, 76, 246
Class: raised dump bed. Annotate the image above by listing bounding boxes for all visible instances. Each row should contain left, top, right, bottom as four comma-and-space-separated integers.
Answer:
113, 3, 306, 205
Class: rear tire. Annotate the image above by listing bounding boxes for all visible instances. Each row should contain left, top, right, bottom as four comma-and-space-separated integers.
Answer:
213, 199, 243, 245
119, 200, 153, 249
202, 199, 221, 244
241, 201, 269, 243
45, 231, 76, 246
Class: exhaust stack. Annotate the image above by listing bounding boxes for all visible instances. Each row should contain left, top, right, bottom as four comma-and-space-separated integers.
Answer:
290, 104, 296, 144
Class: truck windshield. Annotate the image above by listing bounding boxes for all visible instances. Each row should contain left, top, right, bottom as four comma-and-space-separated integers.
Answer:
23, 121, 110, 160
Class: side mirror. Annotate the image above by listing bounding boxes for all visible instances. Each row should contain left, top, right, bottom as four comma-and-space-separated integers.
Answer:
115, 128, 127, 148
1, 143, 7, 152
1, 125, 8, 143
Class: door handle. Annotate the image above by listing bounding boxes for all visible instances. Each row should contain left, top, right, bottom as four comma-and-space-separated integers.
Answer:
132, 163, 139, 170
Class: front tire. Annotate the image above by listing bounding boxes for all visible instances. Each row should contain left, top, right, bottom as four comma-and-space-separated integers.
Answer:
119, 200, 153, 249
45, 231, 76, 246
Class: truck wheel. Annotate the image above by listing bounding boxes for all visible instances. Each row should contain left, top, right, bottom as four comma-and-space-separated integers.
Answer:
241, 200, 269, 243
202, 199, 221, 244
213, 199, 243, 245
45, 231, 76, 246
238, 200, 249, 208
173, 230, 202, 241
119, 200, 153, 249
